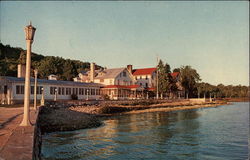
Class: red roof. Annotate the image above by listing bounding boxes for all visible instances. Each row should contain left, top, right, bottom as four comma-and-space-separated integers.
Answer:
103, 85, 140, 89
171, 72, 180, 79
132, 68, 156, 76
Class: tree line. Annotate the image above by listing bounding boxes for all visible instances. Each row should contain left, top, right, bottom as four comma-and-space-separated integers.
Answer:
157, 59, 249, 98
0, 43, 102, 80
0, 43, 248, 98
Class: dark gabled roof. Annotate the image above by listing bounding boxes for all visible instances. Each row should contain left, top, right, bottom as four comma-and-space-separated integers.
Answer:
0, 76, 103, 87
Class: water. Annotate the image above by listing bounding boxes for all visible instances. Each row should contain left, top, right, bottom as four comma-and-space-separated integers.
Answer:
41, 102, 249, 160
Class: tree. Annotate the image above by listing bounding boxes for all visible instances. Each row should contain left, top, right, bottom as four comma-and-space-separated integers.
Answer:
173, 68, 180, 73
0, 43, 102, 80
157, 59, 171, 98
180, 65, 201, 98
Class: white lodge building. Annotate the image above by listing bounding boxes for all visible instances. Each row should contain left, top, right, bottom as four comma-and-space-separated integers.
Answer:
74, 64, 145, 100
0, 76, 102, 104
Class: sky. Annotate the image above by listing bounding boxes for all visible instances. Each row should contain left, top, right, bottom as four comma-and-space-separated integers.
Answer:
0, 1, 249, 86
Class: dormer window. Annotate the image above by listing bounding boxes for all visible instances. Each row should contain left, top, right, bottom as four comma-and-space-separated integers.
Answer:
123, 71, 126, 77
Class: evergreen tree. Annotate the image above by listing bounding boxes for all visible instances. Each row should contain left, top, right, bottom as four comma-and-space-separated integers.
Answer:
157, 59, 171, 97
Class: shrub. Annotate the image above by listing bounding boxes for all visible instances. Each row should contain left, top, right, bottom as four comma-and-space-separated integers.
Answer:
102, 94, 110, 100
71, 94, 78, 100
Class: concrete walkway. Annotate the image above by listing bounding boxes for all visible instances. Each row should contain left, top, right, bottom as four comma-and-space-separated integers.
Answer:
0, 107, 38, 160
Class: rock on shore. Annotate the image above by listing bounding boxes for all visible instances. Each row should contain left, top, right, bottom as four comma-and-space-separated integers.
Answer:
38, 106, 102, 134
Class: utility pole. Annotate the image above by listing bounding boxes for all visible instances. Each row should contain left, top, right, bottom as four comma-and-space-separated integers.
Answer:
156, 56, 159, 99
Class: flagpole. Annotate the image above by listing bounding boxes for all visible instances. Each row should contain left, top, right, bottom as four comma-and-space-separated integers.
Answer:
156, 56, 159, 99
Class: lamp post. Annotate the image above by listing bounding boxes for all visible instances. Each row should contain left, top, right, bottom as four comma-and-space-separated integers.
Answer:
86, 89, 89, 100
20, 22, 36, 126
41, 87, 45, 106
34, 69, 38, 110
54, 88, 57, 101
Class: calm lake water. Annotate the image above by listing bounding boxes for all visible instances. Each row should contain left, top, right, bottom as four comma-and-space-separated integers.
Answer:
41, 102, 249, 160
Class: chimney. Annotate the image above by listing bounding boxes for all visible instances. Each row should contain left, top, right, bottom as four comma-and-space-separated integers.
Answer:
17, 64, 26, 78
90, 63, 95, 82
127, 65, 133, 74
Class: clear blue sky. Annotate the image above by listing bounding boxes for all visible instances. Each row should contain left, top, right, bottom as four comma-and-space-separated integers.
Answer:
0, 1, 249, 86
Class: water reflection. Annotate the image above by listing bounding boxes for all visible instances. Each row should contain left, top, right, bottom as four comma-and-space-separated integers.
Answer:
41, 103, 249, 160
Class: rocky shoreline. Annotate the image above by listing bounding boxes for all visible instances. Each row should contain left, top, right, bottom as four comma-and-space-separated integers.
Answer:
38, 99, 228, 134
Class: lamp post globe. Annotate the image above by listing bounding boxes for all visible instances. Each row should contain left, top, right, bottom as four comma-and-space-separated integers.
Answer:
20, 22, 36, 126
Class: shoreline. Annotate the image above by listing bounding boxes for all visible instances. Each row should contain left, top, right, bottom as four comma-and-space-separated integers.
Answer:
38, 100, 229, 134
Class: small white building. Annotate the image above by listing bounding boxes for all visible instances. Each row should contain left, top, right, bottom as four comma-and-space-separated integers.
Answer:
48, 74, 58, 80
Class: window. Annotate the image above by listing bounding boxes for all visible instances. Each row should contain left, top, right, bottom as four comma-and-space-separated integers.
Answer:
16, 85, 24, 94
100, 79, 104, 83
30, 86, 43, 95
16, 85, 20, 94
79, 88, 82, 95
31, 86, 34, 94
50, 87, 57, 95
4, 85, 7, 94
91, 89, 95, 95
140, 76, 142, 79
96, 89, 100, 95
66, 88, 72, 95
35, 86, 43, 95
146, 75, 148, 80
62, 87, 65, 95
135, 76, 137, 80
58, 87, 62, 95
50, 87, 53, 94
123, 71, 126, 77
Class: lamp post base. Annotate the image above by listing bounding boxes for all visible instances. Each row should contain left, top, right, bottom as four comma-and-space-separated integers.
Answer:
20, 119, 32, 126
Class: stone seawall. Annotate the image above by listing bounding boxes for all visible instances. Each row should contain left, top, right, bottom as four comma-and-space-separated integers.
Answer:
32, 107, 43, 160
